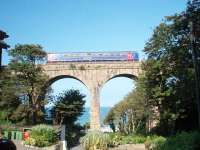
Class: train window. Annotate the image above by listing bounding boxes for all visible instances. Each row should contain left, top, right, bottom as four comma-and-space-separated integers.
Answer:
82, 53, 87, 56
64, 54, 69, 57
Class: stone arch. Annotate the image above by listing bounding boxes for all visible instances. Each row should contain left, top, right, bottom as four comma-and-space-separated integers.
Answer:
40, 75, 89, 103
100, 73, 137, 90
96, 73, 137, 127
47, 75, 88, 89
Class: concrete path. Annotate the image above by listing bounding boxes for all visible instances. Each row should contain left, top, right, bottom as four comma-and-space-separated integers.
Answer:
110, 144, 145, 150
14, 140, 62, 150
14, 141, 145, 150
70, 144, 145, 150
14, 141, 36, 150
70, 145, 83, 150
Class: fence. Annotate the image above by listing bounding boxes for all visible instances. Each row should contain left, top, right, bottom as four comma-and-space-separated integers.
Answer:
3, 130, 23, 140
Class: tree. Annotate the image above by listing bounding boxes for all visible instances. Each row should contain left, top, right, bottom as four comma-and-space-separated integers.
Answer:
103, 107, 115, 132
53, 89, 86, 125
8, 44, 48, 124
0, 69, 21, 123
104, 78, 150, 134
187, 0, 200, 129
0, 30, 12, 122
142, 0, 200, 135
52, 89, 85, 148
0, 30, 9, 70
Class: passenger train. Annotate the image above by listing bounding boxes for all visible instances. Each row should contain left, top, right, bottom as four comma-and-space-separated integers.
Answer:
47, 51, 139, 62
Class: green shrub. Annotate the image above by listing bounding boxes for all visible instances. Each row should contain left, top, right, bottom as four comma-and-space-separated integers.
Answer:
146, 131, 200, 150
27, 124, 58, 147
145, 136, 166, 150
24, 137, 36, 146
109, 133, 147, 146
109, 133, 123, 146
131, 135, 146, 144
144, 140, 151, 150
159, 131, 200, 150
120, 135, 146, 144
65, 124, 85, 148
80, 131, 111, 150
0, 120, 12, 126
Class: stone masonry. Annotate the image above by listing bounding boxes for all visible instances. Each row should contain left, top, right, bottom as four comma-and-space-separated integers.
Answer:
42, 61, 142, 130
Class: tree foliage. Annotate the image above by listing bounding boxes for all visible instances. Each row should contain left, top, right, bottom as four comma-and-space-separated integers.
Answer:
52, 89, 86, 148
0, 30, 10, 69
142, 0, 200, 135
104, 78, 150, 134
0, 69, 21, 123
105, 0, 200, 135
53, 89, 86, 125
7, 44, 48, 124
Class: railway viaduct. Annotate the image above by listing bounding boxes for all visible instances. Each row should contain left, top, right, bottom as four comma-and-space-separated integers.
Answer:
42, 61, 142, 130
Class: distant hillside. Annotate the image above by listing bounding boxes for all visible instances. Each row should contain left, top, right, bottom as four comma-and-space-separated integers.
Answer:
77, 107, 111, 125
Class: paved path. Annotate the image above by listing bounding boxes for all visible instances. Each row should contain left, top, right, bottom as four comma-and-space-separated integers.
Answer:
15, 141, 145, 150
110, 144, 145, 150
70, 145, 83, 150
14, 141, 61, 150
14, 141, 36, 150
70, 144, 145, 150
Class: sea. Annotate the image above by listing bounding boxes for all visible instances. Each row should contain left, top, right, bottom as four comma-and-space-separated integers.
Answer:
45, 107, 111, 126
77, 107, 111, 125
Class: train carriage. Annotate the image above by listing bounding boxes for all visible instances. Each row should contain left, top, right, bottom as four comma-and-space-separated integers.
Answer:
47, 51, 139, 62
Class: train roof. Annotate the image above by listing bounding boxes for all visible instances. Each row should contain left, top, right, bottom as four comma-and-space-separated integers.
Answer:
47, 51, 138, 54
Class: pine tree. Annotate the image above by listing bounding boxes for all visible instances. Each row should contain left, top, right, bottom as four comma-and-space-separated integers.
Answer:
8, 44, 48, 124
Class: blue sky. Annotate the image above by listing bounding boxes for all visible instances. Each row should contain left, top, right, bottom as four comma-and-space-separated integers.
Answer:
1, 0, 187, 107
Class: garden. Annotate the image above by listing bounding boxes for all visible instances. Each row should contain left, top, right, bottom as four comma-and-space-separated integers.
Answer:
80, 131, 200, 150
1, 124, 61, 149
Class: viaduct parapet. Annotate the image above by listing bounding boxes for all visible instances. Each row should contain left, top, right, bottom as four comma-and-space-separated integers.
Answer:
42, 61, 142, 130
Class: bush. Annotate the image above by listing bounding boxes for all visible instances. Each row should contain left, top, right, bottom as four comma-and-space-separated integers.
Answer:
121, 134, 146, 144
144, 136, 166, 150
130, 135, 146, 144
0, 120, 12, 126
80, 131, 111, 150
109, 133, 123, 146
146, 131, 200, 150
26, 124, 58, 147
65, 124, 85, 148
109, 133, 147, 146
159, 131, 200, 150
24, 137, 36, 146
